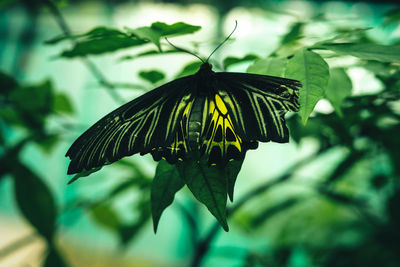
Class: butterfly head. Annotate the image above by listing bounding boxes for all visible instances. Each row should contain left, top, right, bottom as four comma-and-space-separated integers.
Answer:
199, 62, 213, 72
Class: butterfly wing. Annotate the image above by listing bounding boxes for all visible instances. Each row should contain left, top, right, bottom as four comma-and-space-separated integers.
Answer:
199, 72, 300, 165
66, 76, 194, 174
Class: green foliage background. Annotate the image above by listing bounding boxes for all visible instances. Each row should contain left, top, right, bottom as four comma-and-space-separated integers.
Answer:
1, 0, 400, 266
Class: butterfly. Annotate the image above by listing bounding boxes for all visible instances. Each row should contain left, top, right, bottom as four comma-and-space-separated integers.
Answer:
65, 23, 301, 175
66, 61, 300, 174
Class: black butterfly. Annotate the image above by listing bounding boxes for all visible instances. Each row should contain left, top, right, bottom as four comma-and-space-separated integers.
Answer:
66, 61, 300, 174
66, 23, 301, 175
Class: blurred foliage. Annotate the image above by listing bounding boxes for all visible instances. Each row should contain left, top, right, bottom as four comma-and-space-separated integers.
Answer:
1, 1, 400, 267
0, 73, 71, 265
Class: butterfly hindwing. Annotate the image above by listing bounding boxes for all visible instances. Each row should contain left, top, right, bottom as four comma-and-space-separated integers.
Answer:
200, 94, 244, 165
215, 72, 300, 144
66, 77, 193, 174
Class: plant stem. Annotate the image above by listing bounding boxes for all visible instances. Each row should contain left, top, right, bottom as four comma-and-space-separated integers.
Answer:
0, 233, 37, 260
42, 0, 124, 104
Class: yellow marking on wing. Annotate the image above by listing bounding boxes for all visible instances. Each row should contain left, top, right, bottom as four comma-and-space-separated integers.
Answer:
183, 101, 192, 117
205, 96, 242, 156
215, 94, 228, 115
169, 101, 192, 155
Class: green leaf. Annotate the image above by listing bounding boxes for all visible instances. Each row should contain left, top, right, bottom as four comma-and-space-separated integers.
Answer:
0, 0, 17, 8
325, 68, 352, 117
127, 26, 162, 50
223, 54, 259, 69
225, 159, 244, 202
285, 49, 330, 124
67, 166, 102, 184
281, 22, 304, 45
36, 134, 60, 154
150, 21, 201, 37
247, 57, 287, 76
250, 198, 299, 228
45, 27, 128, 45
60, 37, 146, 57
126, 22, 201, 51
118, 49, 180, 61
43, 247, 67, 267
175, 61, 202, 78
10, 80, 53, 115
151, 160, 184, 233
12, 161, 57, 241
53, 92, 74, 115
312, 43, 400, 63
138, 70, 165, 84
0, 71, 18, 95
177, 159, 229, 231
119, 196, 151, 245
89, 202, 122, 233
383, 8, 400, 26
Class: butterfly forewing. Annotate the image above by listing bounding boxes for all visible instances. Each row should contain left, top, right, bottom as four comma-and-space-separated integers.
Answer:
66, 77, 193, 174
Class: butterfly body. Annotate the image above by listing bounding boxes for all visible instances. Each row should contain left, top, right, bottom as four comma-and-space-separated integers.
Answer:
66, 62, 300, 174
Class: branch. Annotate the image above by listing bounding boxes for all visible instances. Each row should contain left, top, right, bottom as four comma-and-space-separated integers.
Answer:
0, 233, 37, 260
42, 0, 124, 104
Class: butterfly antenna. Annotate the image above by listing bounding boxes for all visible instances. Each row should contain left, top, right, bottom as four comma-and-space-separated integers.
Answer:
206, 20, 238, 62
165, 38, 205, 63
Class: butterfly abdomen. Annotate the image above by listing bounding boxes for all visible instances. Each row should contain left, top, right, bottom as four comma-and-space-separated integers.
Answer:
187, 98, 203, 150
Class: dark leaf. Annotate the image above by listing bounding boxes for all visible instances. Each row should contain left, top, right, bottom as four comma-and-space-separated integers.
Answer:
175, 61, 202, 78
138, 70, 165, 84
45, 26, 127, 45
387, 189, 400, 224
150, 21, 201, 36
60, 36, 146, 57
326, 150, 366, 183
126, 21, 201, 51
89, 202, 122, 233
318, 186, 365, 206
9, 80, 53, 114
250, 198, 300, 228
8, 80, 54, 129
118, 49, 180, 61
225, 159, 244, 202
67, 166, 102, 184
119, 197, 151, 245
53, 93, 74, 115
223, 54, 259, 69
109, 177, 151, 198
151, 160, 184, 233
43, 246, 67, 267
12, 161, 57, 241
36, 133, 60, 154
383, 8, 400, 26
371, 174, 389, 190
0, 71, 18, 96
177, 159, 229, 231
281, 22, 304, 45
0, 0, 18, 9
